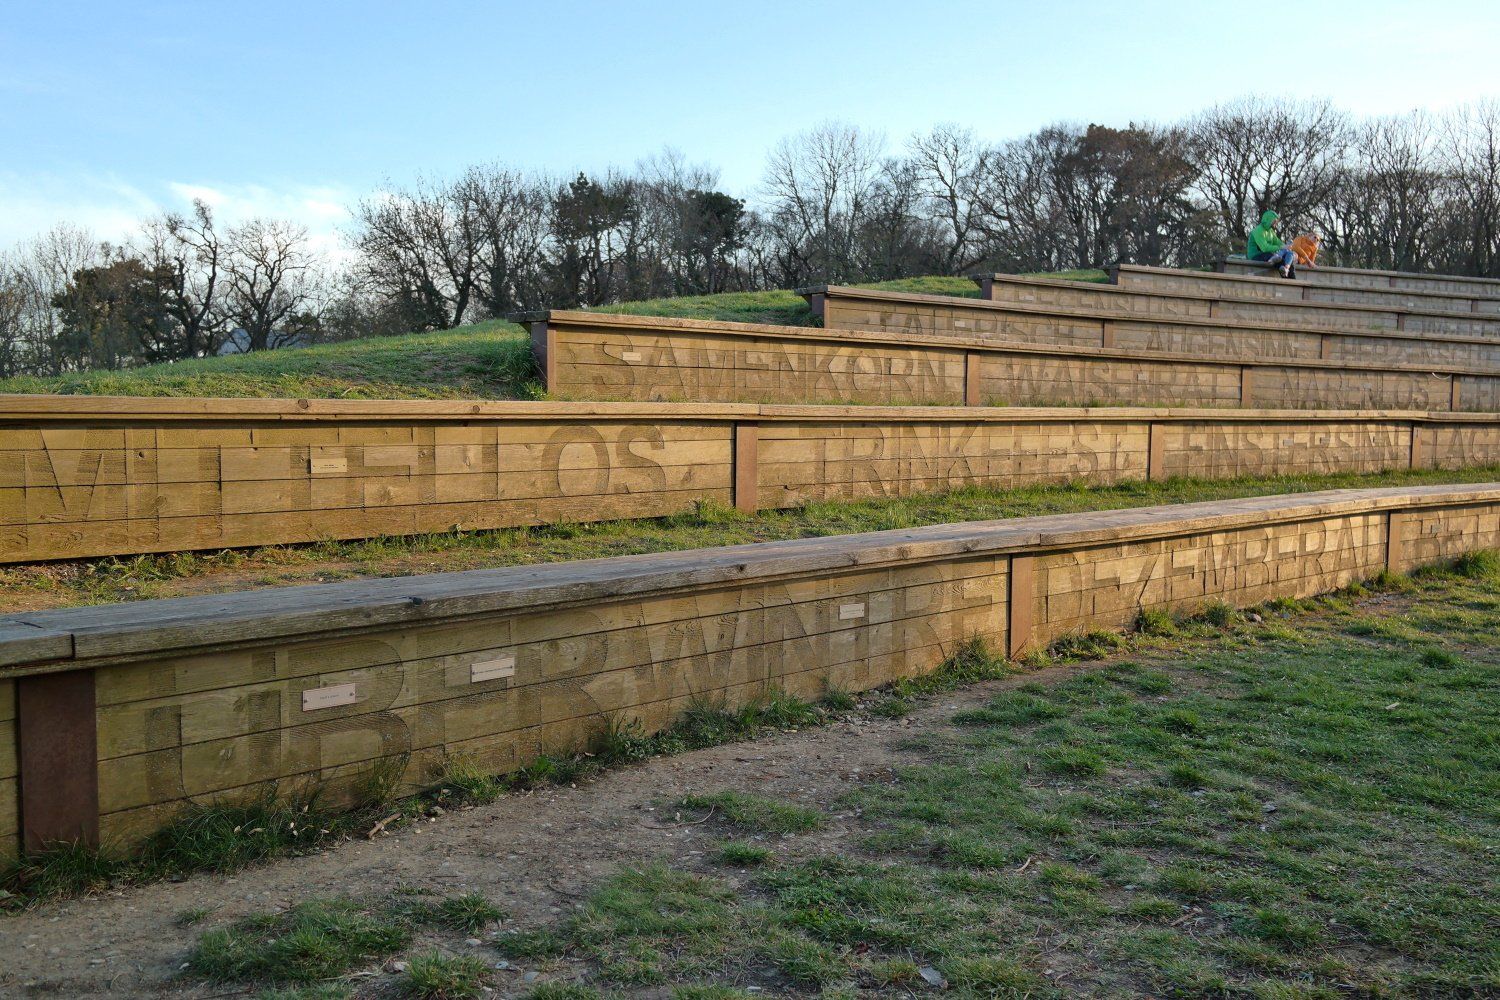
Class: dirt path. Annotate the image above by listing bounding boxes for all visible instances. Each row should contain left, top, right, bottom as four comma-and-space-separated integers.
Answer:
0, 674, 1031, 998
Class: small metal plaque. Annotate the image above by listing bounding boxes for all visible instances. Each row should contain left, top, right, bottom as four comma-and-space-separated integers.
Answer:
621, 351, 643, 362
839, 602, 866, 621
302, 683, 358, 711
470, 652, 517, 683
310, 458, 347, 475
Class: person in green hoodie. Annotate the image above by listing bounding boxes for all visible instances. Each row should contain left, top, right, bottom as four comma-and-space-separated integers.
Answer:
1246, 209, 1298, 278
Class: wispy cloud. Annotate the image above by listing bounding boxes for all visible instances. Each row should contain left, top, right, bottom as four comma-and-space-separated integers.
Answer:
164, 181, 354, 257
0, 172, 159, 247
0, 173, 356, 260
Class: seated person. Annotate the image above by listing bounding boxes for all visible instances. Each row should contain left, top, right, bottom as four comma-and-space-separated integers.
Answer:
1246, 209, 1297, 278
1288, 232, 1320, 268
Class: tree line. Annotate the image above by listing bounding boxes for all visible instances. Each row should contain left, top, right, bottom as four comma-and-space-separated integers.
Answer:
2, 96, 1498, 377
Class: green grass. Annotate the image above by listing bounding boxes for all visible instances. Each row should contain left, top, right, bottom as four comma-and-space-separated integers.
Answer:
0, 688, 836, 906
187, 897, 412, 984
597, 288, 814, 326
679, 791, 824, 835
8, 467, 1500, 615
850, 275, 983, 297
0, 272, 1102, 400
496, 565, 1500, 996
397, 892, 507, 935
182, 891, 505, 994
0, 320, 536, 399
712, 841, 774, 867
401, 951, 490, 999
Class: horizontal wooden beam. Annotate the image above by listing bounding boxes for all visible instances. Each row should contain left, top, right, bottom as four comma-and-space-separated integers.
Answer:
6, 394, 1500, 566
975, 267, 1500, 328
2, 483, 1497, 855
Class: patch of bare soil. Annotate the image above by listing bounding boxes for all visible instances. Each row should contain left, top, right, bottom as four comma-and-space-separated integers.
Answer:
0, 671, 1057, 999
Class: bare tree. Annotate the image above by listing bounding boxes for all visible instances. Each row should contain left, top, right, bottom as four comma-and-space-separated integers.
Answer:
1319, 112, 1445, 270
1446, 100, 1500, 277
974, 128, 1073, 272
762, 121, 885, 285
464, 164, 550, 314
636, 149, 748, 296
138, 199, 226, 359
1189, 97, 1350, 246
0, 254, 27, 378
352, 176, 483, 330
858, 157, 941, 280
907, 124, 999, 274
223, 218, 317, 351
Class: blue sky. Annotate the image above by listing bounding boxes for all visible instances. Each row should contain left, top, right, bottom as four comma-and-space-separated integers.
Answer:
2, 0, 1497, 250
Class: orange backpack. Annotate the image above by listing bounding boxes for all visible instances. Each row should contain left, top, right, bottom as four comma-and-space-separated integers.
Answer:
1289, 233, 1320, 267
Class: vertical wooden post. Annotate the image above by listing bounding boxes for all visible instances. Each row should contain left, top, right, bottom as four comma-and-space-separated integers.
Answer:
733, 423, 759, 514
18, 670, 99, 851
1007, 555, 1035, 660
977, 276, 994, 299
1386, 511, 1410, 574
804, 292, 826, 324
1147, 424, 1166, 481
529, 321, 557, 392
1395, 313, 1407, 332
1319, 335, 1333, 361
1207, 300, 1219, 319
1100, 321, 1116, 350
1239, 367, 1255, 407
1409, 423, 1431, 471
1450, 378, 1463, 412
964, 352, 982, 407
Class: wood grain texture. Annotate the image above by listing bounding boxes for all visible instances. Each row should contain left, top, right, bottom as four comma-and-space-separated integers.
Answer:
1113, 263, 1499, 315
985, 270, 1500, 337
0, 680, 16, 859
4, 484, 1499, 854
12, 393, 1500, 566
818, 284, 1500, 365
1214, 259, 1500, 298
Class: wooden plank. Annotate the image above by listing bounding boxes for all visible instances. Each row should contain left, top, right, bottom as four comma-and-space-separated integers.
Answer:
17, 670, 99, 849
7, 487, 1500, 848
827, 284, 1500, 360
90, 557, 1007, 709
1114, 263, 1495, 314
1007, 555, 1034, 659
734, 423, 759, 514
94, 587, 1005, 812
9, 486, 1500, 677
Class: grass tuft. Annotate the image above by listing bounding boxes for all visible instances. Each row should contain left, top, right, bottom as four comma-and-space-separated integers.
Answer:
680, 791, 823, 835
1454, 547, 1500, 579
712, 840, 774, 867
1136, 606, 1179, 637
401, 951, 490, 999
187, 897, 411, 984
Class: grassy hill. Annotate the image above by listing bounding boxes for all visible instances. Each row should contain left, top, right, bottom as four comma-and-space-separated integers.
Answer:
0, 272, 1104, 400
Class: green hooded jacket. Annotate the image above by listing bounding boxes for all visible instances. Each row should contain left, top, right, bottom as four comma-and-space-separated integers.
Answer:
1246, 210, 1284, 258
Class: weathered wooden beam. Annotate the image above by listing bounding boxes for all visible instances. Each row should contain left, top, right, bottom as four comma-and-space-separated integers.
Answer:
17, 669, 98, 850
1007, 554, 1034, 659
733, 422, 759, 514
0, 483, 1495, 852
